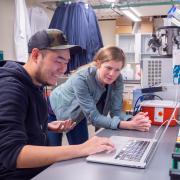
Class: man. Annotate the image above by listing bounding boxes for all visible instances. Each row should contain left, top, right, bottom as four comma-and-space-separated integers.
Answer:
0, 29, 115, 179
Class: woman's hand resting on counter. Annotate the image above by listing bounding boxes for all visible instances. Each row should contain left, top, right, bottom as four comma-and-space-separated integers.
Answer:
119, 112, 151, 132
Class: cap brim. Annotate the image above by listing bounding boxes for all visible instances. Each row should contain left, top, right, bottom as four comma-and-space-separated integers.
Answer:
48, 45, 82, 55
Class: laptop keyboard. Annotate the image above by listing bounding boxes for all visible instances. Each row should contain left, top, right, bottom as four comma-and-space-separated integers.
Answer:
115, 140, 150, 162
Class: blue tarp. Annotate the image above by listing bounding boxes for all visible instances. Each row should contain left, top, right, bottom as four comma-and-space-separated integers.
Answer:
49, 2, 103, 73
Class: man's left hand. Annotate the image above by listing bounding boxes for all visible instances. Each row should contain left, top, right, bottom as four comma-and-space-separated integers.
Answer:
48, 120, 76, 133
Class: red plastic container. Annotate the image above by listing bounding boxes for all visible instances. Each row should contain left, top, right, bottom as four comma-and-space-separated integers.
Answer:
141, 100, 179, 126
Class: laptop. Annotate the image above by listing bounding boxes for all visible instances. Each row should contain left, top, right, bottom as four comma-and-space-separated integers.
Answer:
87, 135, 157, 168
87, 98, 180, 169
86, 120, 172, 168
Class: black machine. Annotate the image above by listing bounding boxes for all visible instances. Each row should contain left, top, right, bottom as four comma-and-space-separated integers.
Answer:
148, 26, 180, 57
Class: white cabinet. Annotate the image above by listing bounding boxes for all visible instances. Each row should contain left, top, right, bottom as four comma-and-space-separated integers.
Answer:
116, 33, 158, 63
116, 34, 136, 63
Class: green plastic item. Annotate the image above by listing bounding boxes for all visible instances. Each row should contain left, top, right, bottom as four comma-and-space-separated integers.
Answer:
0, 50, 3, 60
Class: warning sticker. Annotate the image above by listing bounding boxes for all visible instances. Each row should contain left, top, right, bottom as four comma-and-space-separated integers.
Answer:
154, 107, 164, 123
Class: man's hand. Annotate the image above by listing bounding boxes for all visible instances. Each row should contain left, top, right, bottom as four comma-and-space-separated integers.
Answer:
48, 120, 76, 133
80, 136, 115, 156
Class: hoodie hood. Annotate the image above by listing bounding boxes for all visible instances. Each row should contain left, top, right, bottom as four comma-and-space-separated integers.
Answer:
0, 61, 42, 91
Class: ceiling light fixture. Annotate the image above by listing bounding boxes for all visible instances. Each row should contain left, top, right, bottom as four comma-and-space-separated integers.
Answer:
171, 17, 180, 26
106, 0, 116, 2
130, 7, 141, 17
121, 9, 141, 22
168, 6, 180, 26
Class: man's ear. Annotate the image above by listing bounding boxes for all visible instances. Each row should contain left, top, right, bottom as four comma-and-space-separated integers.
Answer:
31, 48, 40, 63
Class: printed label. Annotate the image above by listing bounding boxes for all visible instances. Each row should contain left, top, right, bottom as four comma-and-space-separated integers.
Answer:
154, 107, 164, 122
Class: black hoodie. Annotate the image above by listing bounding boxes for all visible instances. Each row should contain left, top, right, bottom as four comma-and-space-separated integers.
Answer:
0, 61, 49, 179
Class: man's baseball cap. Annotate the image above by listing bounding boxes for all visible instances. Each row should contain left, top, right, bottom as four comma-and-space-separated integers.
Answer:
28, 29, 82, 55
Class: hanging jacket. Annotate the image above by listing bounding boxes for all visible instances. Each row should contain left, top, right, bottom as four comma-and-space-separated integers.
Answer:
14, 0, 31, 63
49, 2, 103, 72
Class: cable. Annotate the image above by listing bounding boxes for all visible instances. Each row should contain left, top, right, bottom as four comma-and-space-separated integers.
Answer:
145, 86, 180, 167
133, 94, 163, 115
111, 7, 122, 16
153, 85, 180, 142
44, 86, 48, 101
153, 101, 179, 142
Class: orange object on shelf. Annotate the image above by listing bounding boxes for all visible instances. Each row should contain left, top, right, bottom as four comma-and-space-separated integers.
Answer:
140, 100, 180, 126
123, 99, 133, 112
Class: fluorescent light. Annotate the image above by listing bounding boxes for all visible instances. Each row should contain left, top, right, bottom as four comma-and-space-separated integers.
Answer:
130, 7, 141, 17
168, 6, 180, 26
122, 9, 141, 22
173, 8, 180, 20
171, 17, 180, 26
106, 0, 116, 2
168, 6, 180, 20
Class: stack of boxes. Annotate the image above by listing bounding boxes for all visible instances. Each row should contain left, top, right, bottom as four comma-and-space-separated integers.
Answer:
116, 17, 153, 34
140, 17, 154, 33
116, 17, 133, 34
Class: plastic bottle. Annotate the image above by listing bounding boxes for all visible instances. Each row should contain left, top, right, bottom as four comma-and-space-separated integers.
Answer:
123, 92, 133, 114
125, 64, 134, 80
135, 64, 141, 80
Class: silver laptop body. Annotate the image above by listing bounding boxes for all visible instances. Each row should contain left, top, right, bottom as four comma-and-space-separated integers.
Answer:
87, 136, 157, 168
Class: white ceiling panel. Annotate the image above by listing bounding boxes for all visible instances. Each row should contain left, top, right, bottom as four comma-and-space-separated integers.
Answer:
133, 5, 171, 17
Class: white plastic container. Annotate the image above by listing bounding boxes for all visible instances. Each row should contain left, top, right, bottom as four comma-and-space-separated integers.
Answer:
122, 64, 134, 80
135, 64, 141, 80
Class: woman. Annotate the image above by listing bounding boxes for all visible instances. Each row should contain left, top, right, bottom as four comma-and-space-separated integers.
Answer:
48, 46, 151, 145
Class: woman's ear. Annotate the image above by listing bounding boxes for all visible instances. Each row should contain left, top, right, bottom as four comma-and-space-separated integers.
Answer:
96, 60, 101, 68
